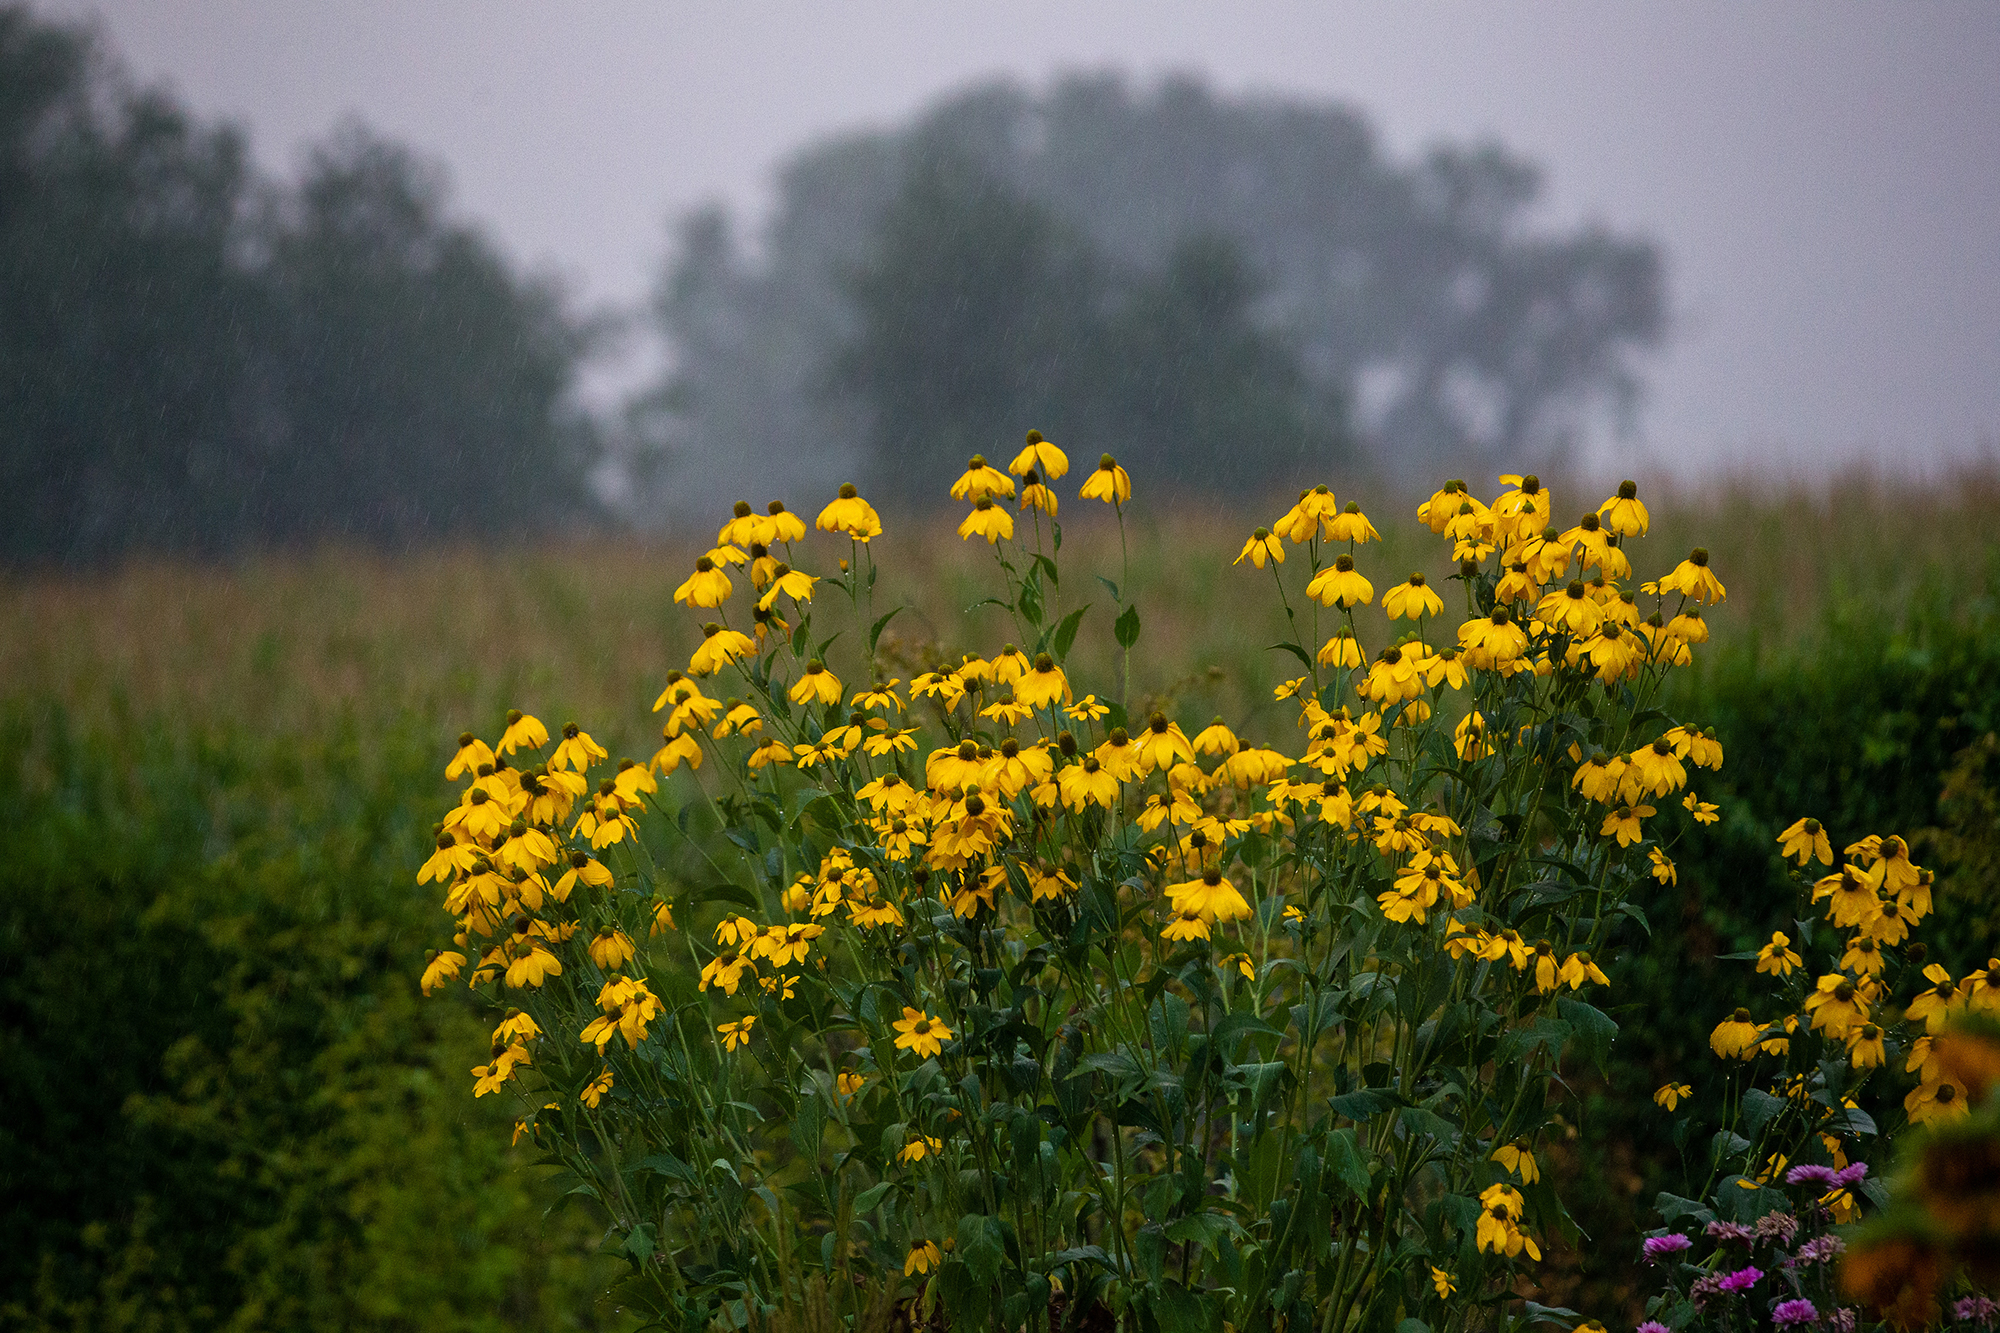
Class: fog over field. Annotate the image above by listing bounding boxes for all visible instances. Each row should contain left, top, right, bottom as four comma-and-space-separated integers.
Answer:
40, 0, 2000, 485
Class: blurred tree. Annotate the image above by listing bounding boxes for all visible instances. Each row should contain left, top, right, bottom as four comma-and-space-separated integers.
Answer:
1093, 232, 1339, 492
636, 73, 1661, 514
0, 5, 599, 564
828, 156, 1342, 499
255, 124, 598, 545
829, 152, 1104, 494
0, 6, 264, 562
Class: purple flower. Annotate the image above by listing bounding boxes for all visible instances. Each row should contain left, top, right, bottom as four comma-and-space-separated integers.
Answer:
1833, 1162, 1869, 1187
1690, 1274, 1726, 1311
1719, 1265, 1763, 1293
1637, 1323, 1671, 1333
1791, 1235, 1846, 1266
1644, 1234, 1695, 1263
1773, 1298, 1820, 1327
1707, 1220, 1755, 1244
1824, 1309, 1857, 1333
1956, 1296, 2000, 1326
1785, 1164, 1839, 1188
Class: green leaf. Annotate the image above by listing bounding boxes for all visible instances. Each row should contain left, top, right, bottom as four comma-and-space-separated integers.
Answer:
1740, 1088, 1785, 1136
1613, 900, 1653, 936
786, 784, 833, 830
1716, 1178, 1788, 1223
1328, 1088, 1400, 1121
1051, 604, 1092, 661
790, 1092, 824, 1160
1269, 641, 1314, 668
956, 1213, 1006, 1286
868, 606, 905, 656
1522, 1300, 1580, 1328
1398, 1106, 1459, 1149
1114, 603, 1142, 649
1165, 1211, 1238, 1254
622, 1223, 656, 1265
1710, 1130, 1753, 1160
851, 1180, 892, 1215
632, 1153, 693, 1181
1075, 1048, 1148, 1098
1495, 1017, 1572, 1067
1326, 1126, 1372, 1199
1018, 577, 1045, 627
690, 881, 758, 910
1097, 574, 1121, 603
1654, 1191, 1715, 1227
1555, 998, 1618, 1074
1134, 1223, 1165, 1284
1151, 1281, 1205, 1333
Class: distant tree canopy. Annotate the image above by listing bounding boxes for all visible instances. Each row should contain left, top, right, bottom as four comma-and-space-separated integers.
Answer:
826, 154, 1336, 496
0, 5, 597, 564
633, 74, 1663, 513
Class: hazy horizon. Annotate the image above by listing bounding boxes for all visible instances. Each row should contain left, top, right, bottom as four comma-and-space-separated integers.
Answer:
38, 0, 2000, 480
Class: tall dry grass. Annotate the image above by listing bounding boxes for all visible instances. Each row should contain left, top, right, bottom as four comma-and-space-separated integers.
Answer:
3, 465, 1993, 761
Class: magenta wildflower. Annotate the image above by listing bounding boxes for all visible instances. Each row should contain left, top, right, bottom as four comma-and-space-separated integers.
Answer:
1637, 1323, 1671, 1333
1785, 1164, 1838, 1188
1643, 1233, 1694, 1263
1773, 1298, 1819, 1327
1719, 1265, 1762, 1293
1833, 1162, 1869, 1187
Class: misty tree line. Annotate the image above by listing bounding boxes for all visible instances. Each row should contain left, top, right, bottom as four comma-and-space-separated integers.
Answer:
639, 76, 1662, 511
0, 5, 594, 564
0, 4, 1662, 563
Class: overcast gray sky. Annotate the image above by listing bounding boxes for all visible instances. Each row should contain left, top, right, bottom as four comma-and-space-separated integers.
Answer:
43, 0, 2000, 477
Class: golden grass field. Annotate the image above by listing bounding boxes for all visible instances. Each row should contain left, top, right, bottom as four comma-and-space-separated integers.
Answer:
4, 466, 1994, 760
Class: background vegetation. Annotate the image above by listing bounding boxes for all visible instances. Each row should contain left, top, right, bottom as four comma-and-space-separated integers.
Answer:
2, 471, 1995, 1328
0, 5, 597, 565
1, 5, 1992, 1329
0, 2, 1661, 562
636, 73, 1661, 514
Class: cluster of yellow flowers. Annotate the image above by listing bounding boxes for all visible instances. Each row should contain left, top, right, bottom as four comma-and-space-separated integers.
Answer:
413, 711, 670, 1099
419, 432, 1853, 1333
1475, 1183, 1541, 1262
642, 468, 1725, 985
1708, 824, 1972, 1127
416, 440, 1741, 1133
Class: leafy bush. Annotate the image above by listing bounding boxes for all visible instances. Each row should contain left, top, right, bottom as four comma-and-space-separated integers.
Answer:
0, 702, 622, 1331
1555, 553, 2000, 1320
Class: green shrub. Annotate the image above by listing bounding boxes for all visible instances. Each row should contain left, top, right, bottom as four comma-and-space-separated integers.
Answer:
1553, 557, 2000, 1317
0, 701, 625, 1331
